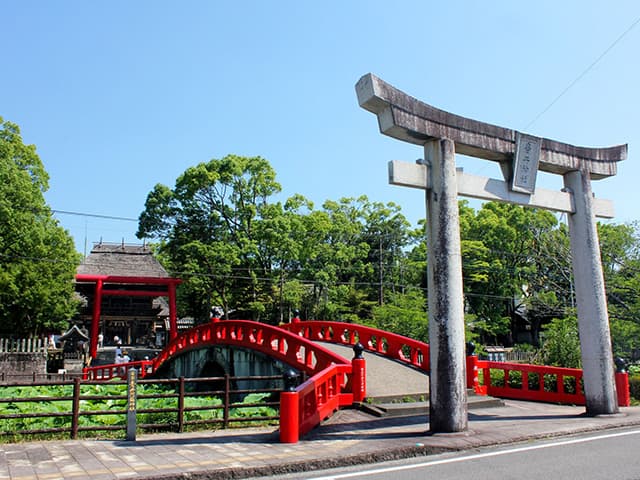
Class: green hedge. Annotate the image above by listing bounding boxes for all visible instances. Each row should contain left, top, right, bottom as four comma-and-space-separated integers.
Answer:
629, 375, 640, 401
484, 369, 579, 394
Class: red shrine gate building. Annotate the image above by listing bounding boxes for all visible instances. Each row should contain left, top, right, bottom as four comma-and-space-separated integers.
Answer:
74, 242, 181, 359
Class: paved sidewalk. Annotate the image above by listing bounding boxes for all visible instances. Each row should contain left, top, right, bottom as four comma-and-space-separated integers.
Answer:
1, 401, 640, 480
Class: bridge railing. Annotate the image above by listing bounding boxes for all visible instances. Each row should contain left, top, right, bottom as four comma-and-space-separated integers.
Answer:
152, 320, 349, 377
280, 363, 354, 443
83, 360, 153, 381
280, 320, 429, 372
282, 319, 630, 408
149, 320, 367, 443
467, 356, 630, 407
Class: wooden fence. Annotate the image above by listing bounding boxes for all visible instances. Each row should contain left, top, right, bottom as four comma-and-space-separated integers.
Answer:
0, 374, 282, 441
0, 337, 49, 353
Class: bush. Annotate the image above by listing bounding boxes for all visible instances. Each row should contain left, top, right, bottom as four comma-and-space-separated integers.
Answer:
540, 317, 581, 368
630, 375, 640, 401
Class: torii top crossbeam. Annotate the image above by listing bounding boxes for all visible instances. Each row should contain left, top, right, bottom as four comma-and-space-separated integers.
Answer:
356, 73, 627, 180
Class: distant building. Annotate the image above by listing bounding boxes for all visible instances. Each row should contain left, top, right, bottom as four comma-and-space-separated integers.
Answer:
74, 242, 181, 358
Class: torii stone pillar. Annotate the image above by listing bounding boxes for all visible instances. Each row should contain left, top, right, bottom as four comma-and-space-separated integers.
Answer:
564, 166, 618, 414
356, 73, 627, 429
424, 139, 468, 432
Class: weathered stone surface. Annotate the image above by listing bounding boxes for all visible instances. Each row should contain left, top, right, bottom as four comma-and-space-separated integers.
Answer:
357, 72, 624, 422
425, 139, 468, 433
0, 352, 46, 376
564, 168, 618, 415
357, 73, 627, 179
388, 160, 616, 218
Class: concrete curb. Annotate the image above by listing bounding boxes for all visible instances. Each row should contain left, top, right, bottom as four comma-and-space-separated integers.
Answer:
133, 408, 640, 480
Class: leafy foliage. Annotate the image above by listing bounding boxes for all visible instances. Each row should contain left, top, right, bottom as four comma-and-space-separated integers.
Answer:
539, 316, 582, 368
598, 222, 640, 360
133, 154, 640, 364
0, 118, 81, 335
368, 290, 427, 341
137, 157, 421, 325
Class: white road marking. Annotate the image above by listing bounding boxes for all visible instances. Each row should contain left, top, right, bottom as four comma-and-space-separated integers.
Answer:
310, 429, 640, 479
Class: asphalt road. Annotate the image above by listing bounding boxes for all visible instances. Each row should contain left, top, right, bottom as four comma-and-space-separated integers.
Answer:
262, 427, 640, 480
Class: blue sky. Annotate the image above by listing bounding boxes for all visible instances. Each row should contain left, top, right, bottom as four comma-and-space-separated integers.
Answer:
3, 1, 639, 254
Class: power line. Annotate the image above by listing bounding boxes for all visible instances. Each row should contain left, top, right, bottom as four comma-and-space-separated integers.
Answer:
524, 14, 640, 130
52, 209, 138, 222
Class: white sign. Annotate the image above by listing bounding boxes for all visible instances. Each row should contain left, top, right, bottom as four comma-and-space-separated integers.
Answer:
512, 132, 542, 194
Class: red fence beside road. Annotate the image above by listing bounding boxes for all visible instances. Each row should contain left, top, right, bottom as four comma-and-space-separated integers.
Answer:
467, 356, 630, 407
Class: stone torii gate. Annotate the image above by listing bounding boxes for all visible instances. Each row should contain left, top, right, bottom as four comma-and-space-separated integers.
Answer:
356, 73, 627, 433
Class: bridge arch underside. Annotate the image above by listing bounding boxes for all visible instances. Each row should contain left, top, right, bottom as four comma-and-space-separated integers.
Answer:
152, 345, 295, 397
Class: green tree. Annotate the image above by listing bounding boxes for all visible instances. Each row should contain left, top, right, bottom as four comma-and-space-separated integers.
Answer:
539, 316, 581, 368
369, 289, 427, 340
598, 221, 640, 360
360, 199, 412, 305
296, 197, 372, 319
0, 118, 80, 335
460, 201, 561, 345
137, 155, 284, 322
138, 158, 420, 326
296, 196, 414, 321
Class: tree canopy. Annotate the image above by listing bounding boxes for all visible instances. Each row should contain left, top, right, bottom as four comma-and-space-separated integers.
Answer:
0, 118, 80, 336
137, 154, 640, 364
137, 155, 421, 326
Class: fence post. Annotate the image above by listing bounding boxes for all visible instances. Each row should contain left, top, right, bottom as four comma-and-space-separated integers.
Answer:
177, 377, 185, 433
71, 377, 81, 439
126, 368, 138, 441
223, 374, 230, 428
351, 343, 366, 404
279, 369, 300, 443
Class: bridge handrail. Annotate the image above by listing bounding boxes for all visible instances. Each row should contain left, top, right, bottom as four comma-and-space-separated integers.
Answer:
280, 320, 430, 372
152, 320, 358, 443
476, 360, 585, 404
83, 360, 153, 381
152, 320, 349, 377
297, 363, 353, 436
471, 359, 629, 407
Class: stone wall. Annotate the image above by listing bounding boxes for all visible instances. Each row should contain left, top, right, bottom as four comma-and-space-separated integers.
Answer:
0, 352, 47, 378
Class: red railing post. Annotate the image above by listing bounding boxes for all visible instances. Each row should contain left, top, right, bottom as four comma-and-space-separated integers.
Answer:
616, 371, 630, 407
280, 369, 300, 443
351, 343, 366, 403
466, 355, 479, 392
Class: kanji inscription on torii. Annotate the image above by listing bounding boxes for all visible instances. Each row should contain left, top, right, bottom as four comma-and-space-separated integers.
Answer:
512, 132, 541, 194
356, 72, 627, 434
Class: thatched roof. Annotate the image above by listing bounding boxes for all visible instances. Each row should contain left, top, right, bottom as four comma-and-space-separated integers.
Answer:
77, 242, 169, 278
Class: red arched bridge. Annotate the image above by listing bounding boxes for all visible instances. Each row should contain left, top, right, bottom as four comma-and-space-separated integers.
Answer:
83, 319, 631, 443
